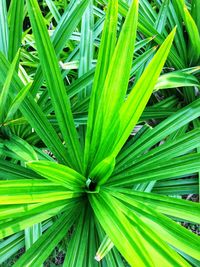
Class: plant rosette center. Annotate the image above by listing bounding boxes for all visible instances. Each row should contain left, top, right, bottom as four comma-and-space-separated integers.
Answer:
85, 178, 100, 193
85, 156, 116, 193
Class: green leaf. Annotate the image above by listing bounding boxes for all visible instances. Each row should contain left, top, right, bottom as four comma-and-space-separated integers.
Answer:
89, 191, 157, 267
116, 98, 200, 170
115, 128, 200, 174
66, 47, 156, 115
0, 201, 60, 221
153, 177, 198, 195
92, 28, 176, 167
8, 0, 24, 62
51, 0, 90, 55
110, 153, 200, 187
95, 235, 114, 262
4, 135, 38, 162
167, 1, 187, 64
95, 219, 126, 266
178, 250, 200, 267
0, 199, 78, 239
155, 0, 169, 33
84, 0, 118, 172
0, 52, 70, 165
103, 0, 184, 68
78, 0, 93, 94
0, 0, 9, 57
66, 41, 155, 101
0, 179, 80, 204
0, 232, 24, 264
191, 0, 200, 35
0, 158, 41, 180
88, 156, 115, 187
174, 0, 200, 64
27, 161, 86, 190
78, 0, 93, 146
88, 0, 138, 171
109, 188, 200, 224
5, 82, 32, 122
13, 207, 80, 267
25, 223, 42, 250
89, 191, 188, 267
114, 195, 190, 266
111, 28, 176, 158
130, 46, 157, 78
155, 70, 200, 90
0, 50, 20, 123
46, 0, 61, 23
108, 189, 200, 261
27, 0, 83, 172
63, 205, 97, 267
31, 0, 91, 96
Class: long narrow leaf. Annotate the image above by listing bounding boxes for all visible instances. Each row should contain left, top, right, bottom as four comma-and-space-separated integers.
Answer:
27, 0, 83, 172
0, 52, 71, 165
13, 206, 80, 267
84, 0, 118, 172
0, 0, 9, 57
27, 161, 86, 190
8, 0, 24, 62
0, 50, 20, 123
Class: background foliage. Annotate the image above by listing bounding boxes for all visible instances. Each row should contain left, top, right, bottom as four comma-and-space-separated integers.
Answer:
0, 0, 200, 266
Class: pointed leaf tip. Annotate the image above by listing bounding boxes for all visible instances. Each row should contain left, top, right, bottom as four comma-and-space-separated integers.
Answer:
94, 255, 101, 262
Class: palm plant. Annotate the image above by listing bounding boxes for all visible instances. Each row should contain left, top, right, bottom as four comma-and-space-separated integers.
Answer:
0, 0, 200, 266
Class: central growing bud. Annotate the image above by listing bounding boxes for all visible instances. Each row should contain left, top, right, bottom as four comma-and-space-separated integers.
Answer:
85, 156, 116, 192
86, 178, 98, 192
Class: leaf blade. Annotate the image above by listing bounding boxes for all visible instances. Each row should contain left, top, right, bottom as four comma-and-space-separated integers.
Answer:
27, 0, 83, 172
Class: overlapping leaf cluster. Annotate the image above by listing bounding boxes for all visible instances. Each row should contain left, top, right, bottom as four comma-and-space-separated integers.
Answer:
0, 0, 200, 266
